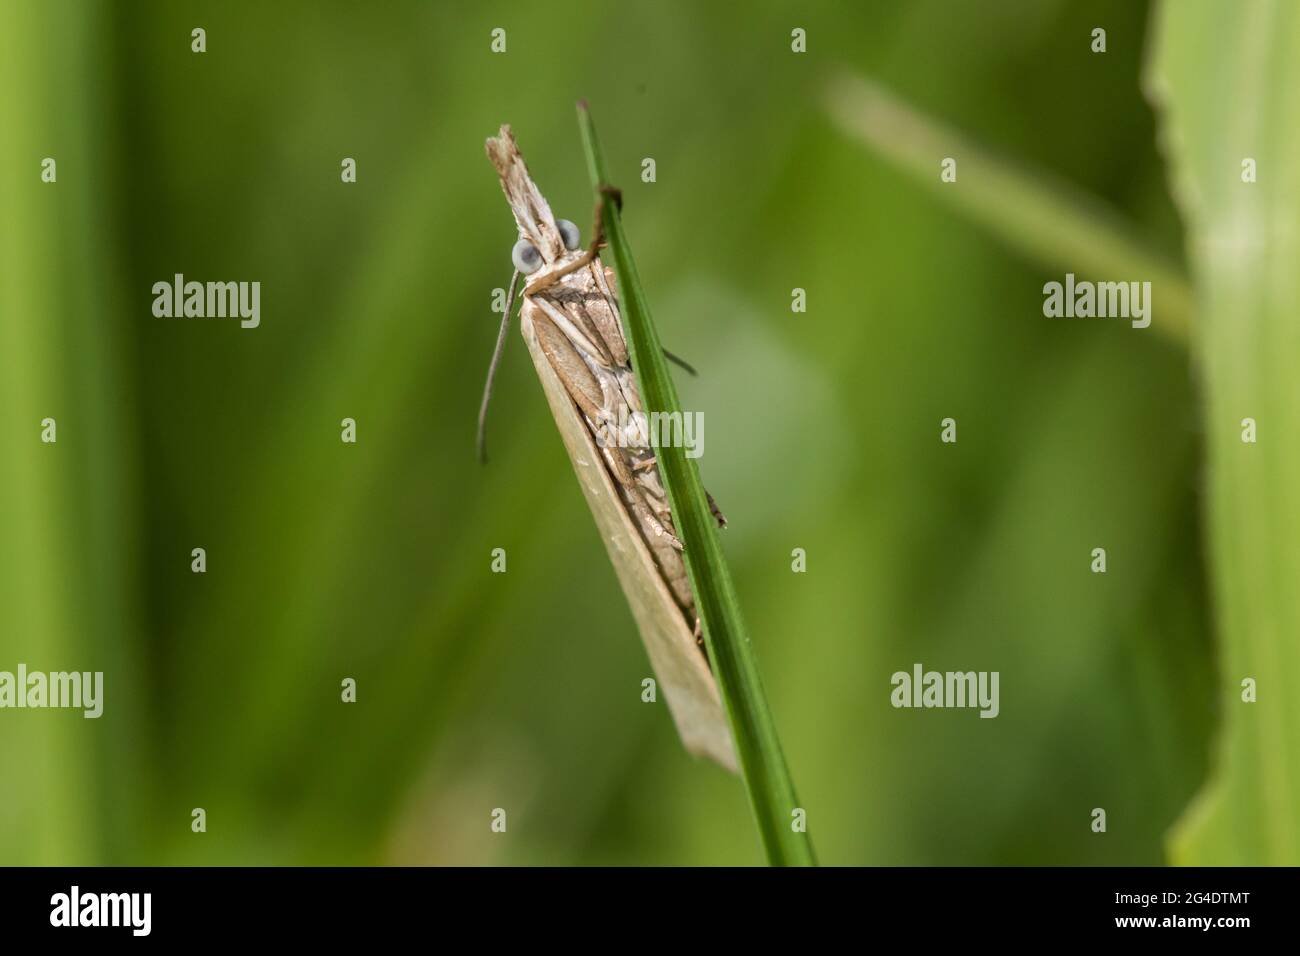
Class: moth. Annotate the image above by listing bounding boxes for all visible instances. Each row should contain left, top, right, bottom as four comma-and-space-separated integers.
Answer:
482, 125, 736, 772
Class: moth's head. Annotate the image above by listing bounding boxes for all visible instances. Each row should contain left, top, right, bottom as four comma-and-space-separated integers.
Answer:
485, 125, 583, 278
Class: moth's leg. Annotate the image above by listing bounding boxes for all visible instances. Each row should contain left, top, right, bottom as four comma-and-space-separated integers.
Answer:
645, 462, 726, 529
591, 372, 655, 463
603, 445, 674, 541
662, 348, 698, 377
593, 274, 693, 376
584, 408, 679, 550
524, 186, 623, 296
706, 491, 728, 529
590, 395, 655, 489
632, 459, 670, 503
617, 476, 682, 551
649, 498, 672, 519
589, 184, 622, 251
642, 499, 683, 550
638, 462, 727, 531
636, 479, 672, 518
634, 468, 681, 532
615, 474, 679, 547
642, 503, 683, 551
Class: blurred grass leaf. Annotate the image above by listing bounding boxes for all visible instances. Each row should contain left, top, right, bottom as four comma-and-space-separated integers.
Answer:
823, 69, 1193, 347
0, 0, 146, 864
578, 102, 816, 866
1148, 0, 1300, 865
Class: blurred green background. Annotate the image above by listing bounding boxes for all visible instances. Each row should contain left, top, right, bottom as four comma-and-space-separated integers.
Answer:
1, 0, 1271, 865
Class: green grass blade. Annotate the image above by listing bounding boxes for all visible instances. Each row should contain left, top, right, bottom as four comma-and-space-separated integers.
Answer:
1148, 0, 1300, 866
823, 70, 1193, 347
0, 0, 146, 864
577, 101, 816, 867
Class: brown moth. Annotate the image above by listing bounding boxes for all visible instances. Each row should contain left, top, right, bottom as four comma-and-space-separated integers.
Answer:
482, 125, 736, 772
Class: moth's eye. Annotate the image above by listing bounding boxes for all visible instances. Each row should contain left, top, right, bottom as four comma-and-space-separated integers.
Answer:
557, 219, 581, 251
512, 239, 543, 274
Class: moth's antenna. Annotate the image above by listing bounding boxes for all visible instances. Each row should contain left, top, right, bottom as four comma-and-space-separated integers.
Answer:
477, 269, 521, 464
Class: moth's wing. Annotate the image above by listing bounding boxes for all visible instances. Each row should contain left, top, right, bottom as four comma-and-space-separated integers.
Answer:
520, 308, 738, 773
